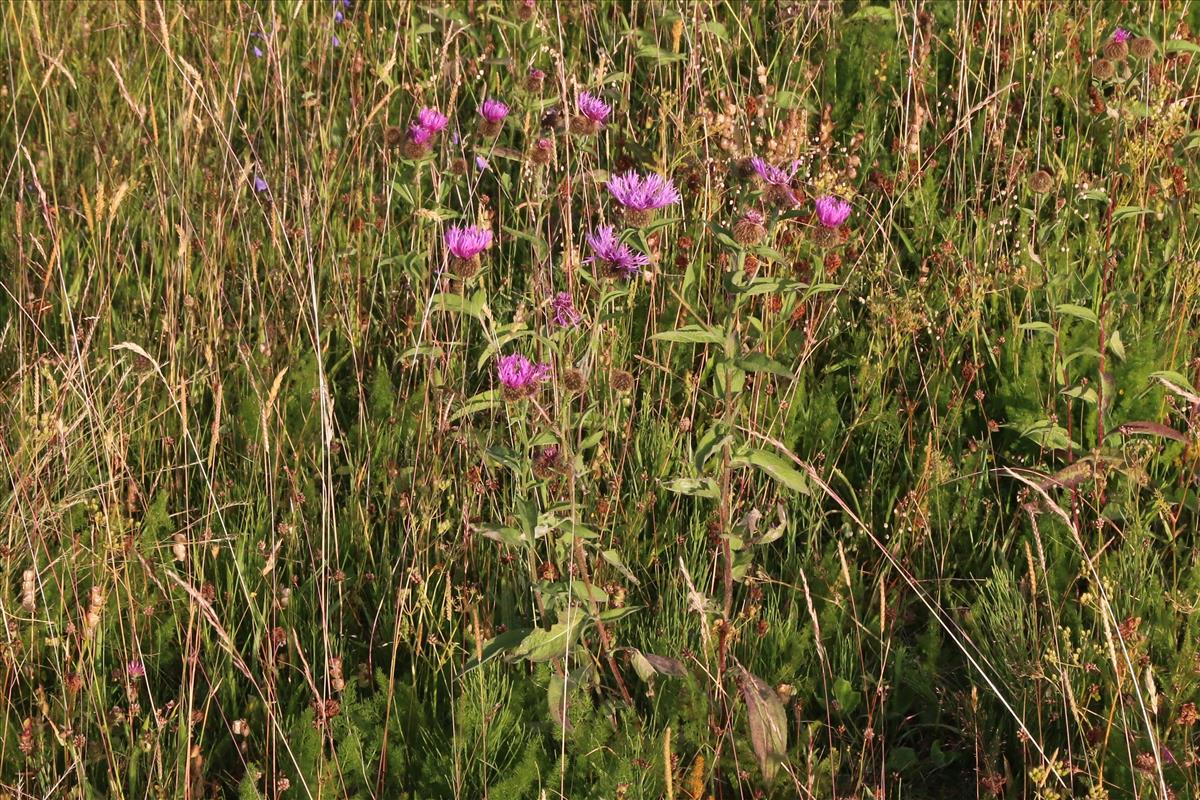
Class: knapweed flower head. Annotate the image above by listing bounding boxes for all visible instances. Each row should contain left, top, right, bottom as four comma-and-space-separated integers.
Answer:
750, 156, 800, 206
478, 99, 509, 136
749, 157, 798, 186
606, 171, 680, 225
445, 225, 493, 261
479, 99, 509, 123
813, 195, 851, 228
408, 123, 433, 146
551, 291, 582, 327
525, 66, 546, 92
1112, 27, 1131, 43
586, 225, 650, 278
415, 107, 449, 134
127, 660, 146, 679
733, 209, 768, 246
530, 137, 554, 166
497, 353, 551, 399
577, 92, 611, 123
571, 92, 610, 135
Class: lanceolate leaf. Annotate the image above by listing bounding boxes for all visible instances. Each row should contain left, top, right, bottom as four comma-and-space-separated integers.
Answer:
740, 669, 788, 783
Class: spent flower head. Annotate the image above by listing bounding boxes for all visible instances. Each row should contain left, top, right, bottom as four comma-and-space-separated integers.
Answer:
551, 292, 582, 327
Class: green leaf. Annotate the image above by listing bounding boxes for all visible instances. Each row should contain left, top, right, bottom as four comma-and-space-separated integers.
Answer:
653, 325, 724, 345
845, 4, 895, 24
832, 676, 860, 714
735, 352, 793, 378
571, 582, 609, 603
1165, 39, 1200, 55
512, 614, 585, 663
1019, 321, 1055, 334
1055, 303, 1097, 324
887, 746, 918, 772
466, 627, 532, 671
451, 390, 501, 421
663, 477, 720, 498
1107, 330, 1126, 360
735, 449, 811, 495
601, 549, 640, 585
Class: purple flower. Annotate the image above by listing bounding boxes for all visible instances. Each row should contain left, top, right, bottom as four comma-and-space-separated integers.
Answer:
529, 67, 546, 80
551, 292, 581, 327
445, 225, 493, 260
335, 9, 344, 22
585, 225, 650, 278
479, 99, 509, 123
332, 34, 340, 47
253, 175, 269, 193
475, 156, 489, 170
813, 196, 851, 228
606, 171, 681, 212
415, 107, 449, 134
743, 209, 765, 225
577, 92, 611, 124
253, 44, 264, 58
127, 660, 146, 679
408, 123, 433, 145
1112, 27, 1131, 43
749, 156, 799, 187
497, 354, 551, 394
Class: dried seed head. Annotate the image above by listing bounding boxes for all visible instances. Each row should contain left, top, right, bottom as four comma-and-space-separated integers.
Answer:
383, 126, 404, 148
449, 157, 469, 175
1130, 36, 1156, 59
402, 138, 431, 159
1091, 58, 1116, 80
733, 211, 768, 246
569, 116, 601, 136
479, 118, 504, 138
1029, 169, 1055, 194
1102, 39, 1129, 61
529, 137, 554, 166
562, 367, 588, 394
610, 369, 634, 394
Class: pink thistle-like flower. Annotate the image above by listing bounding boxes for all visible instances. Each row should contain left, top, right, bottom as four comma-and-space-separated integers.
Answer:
444, 225, 493, 260
551, 292, 581, 327
127, 660, 146, 679
749, 157, 799, 186
606, 171, 681, 212
415, 107, 448, 133
408, 123, 433, 146
577, 92, 611, 124
585, 225, 650, 278
497, 354, 551, 398
1112, 27, 1131, 43
479, 99, 509, 123
813, 196, 851, 228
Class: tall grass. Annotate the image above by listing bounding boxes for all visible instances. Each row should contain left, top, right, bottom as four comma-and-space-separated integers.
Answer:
2, 1, 1199, 798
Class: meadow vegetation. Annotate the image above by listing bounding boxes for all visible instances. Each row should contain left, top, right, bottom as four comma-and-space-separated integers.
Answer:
2, 1, 1200, 797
